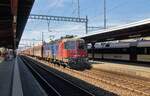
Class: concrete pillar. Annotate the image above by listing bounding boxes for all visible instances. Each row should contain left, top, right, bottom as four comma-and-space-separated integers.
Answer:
13, 49, 16, 58
91, 42, 95, 60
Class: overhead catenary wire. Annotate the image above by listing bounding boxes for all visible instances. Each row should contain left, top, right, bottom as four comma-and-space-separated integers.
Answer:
72, 0, 76, 16
104, 0, 106, 29
72, 0, 81, 17
77, 0, 80, 17
89, 0, 130, 29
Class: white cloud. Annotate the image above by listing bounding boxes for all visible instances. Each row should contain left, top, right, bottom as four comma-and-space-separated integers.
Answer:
47, 0, 64, 8
20, 23, 86, 47
31, 0, 70, 14
54, 24, 85, 32
47, 0, 70, 9
19, 29, 47, 47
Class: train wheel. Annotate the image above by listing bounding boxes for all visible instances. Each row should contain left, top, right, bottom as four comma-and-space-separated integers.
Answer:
62, 64, 66, 68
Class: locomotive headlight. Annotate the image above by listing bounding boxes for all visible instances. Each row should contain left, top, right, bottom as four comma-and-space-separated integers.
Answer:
64, 58, 69, 62
85, 58, 88, 61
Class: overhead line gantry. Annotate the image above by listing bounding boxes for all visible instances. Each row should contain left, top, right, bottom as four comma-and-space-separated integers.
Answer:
29, 14, 88, 34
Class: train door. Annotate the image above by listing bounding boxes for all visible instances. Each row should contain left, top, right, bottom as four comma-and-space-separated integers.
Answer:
130, 42, 137, 62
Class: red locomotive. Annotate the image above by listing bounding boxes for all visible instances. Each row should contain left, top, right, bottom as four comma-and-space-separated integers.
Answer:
22, 37, 90, 70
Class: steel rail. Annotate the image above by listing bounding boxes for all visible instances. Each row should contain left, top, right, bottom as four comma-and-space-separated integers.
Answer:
21, 56, 94, 96
20, 57, 62, 96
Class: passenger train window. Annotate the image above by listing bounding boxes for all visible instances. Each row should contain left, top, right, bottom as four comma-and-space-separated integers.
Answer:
144, 48, 147, 54
64, 41, 76, 50
148, 48, 150, 54
105, 44, 110, 47
137, 47, 149, 54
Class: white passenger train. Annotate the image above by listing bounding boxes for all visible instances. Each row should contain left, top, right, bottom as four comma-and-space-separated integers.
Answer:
87, 40, 150, 62
137, 41, 150, 62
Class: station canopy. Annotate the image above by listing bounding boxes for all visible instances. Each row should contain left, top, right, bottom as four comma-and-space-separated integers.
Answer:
81, 19, 150, 43
0, 0, 34, 49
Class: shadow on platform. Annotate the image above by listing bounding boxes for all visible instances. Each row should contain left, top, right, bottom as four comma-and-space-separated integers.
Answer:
0, 58, 14, 96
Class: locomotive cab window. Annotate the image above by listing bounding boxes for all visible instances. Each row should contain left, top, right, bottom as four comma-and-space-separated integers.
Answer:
64, 41, 76, 50
78, 42, 86, 50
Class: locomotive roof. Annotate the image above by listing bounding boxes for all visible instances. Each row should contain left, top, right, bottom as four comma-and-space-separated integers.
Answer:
48, 38, 84, 43
62, 38, 84, 42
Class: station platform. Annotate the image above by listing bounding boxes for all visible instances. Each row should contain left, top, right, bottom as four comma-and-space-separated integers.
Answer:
0, 57, 47, 96
0, 58, 14, 96
90, 60, 150, 79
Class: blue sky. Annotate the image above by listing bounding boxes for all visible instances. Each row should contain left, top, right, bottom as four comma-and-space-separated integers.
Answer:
19, 0, 150, 48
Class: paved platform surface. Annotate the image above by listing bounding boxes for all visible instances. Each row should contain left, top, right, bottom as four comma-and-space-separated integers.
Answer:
90, 60, 150, 79
12, 57, 23, 96
0, 57, 47, 96
0, 59, 14, 96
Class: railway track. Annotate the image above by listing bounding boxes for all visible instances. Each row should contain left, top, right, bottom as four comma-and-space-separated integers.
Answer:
20, 56, 94, 96
52, 66, 150, 96
64, 69, 150, 96
29, 57, 150, 96
83, 69, 150, 96
22, 56, 150, 96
